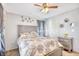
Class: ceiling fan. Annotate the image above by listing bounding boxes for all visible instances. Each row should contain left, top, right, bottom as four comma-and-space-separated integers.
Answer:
34, 3, 58, 13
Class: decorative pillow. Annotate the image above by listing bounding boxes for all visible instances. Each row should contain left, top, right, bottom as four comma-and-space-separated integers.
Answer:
20, 32, 30, 39
30, 31, 38, 38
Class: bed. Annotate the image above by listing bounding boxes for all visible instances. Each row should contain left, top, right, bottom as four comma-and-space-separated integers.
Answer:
17, 25, 63, 56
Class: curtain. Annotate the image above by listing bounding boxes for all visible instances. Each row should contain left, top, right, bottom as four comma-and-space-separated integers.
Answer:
0, 32, 5, 56
37, 20, 45, 37
0, 3, 5, 56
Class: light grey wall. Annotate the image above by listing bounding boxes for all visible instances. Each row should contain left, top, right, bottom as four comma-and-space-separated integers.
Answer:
45, 8, 79, 52
4, 12, 37, 51
4, 12, 19, 51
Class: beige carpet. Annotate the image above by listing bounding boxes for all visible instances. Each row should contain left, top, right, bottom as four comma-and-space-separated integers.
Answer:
5, 49, 79, 56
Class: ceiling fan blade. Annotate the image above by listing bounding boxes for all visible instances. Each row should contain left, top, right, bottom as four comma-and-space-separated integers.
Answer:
48, 6, 58, 8
34, 4, 41, 7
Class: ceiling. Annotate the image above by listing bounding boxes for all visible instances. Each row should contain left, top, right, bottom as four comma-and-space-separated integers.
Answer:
3, 3, 79, 20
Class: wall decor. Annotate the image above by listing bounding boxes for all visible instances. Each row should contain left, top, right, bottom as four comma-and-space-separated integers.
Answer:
70, 23, 74, 27
19, 16, 37, 26
25, 18, 27, 20
28, 17, 30, 20
21, 16, 35, 23
20, 16, 36, 24
21, 16, 24, 22
60, 24, 64, 28
64, 18, 69, 23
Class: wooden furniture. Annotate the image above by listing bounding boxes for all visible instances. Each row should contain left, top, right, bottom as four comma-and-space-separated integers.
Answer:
45, 47, 62, 56
58, 37, 73, 52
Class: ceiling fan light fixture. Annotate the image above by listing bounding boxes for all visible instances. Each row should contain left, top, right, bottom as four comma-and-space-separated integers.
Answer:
34, 3, 58, 13
41, 8, 49, 13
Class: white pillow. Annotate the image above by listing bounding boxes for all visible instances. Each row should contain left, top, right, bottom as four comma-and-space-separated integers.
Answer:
20, 32, 30, 39
30, 31, 38, 38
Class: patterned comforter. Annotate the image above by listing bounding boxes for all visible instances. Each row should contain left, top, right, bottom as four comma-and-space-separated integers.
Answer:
18, 37, 62, 56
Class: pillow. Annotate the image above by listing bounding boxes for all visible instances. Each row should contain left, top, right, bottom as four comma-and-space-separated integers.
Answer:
20, 32, 30, 39
30, 31, 38, 38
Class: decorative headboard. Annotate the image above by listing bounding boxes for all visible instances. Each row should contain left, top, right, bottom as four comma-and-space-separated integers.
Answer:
18, 25, 37, 37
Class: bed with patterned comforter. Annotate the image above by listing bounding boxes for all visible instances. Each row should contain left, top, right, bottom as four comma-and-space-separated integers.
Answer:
17, 32, 63, 56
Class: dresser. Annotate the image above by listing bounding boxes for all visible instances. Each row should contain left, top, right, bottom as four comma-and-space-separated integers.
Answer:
58, 37, 73, 52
